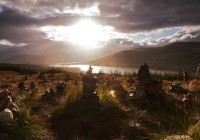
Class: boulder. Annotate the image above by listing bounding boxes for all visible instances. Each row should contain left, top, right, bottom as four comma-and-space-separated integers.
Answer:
29, 81, 36, 89
18, 81, 25, 90
56, 82, 66, 92
169, 83, 188, 94
0, 90, 11, 99
0, 95, 10, 112
41, 89, 55, 100
137, 63, 163, 95
137, 63, 150, 81
0, 108, 13, 123
0, 90, 18, 113
135, 63, 168, 105
82, 75, 98, 97
7, 101, 19, 113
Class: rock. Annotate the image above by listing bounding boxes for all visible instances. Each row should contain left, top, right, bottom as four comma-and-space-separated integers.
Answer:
127, 76, 135, 86
42, 90, 51, 98
1, 84, 9, 89
137, 63, 150, 81
82, 66, 98, 98
7, 101, 19, 113
136, 63, 168, 105
18, 81, 25, 90
133, 91, 147, 101
56, 82, 66, 92
82, 75, 98, 97
24, 75, 28, 80
0, 90, 11, 99
41, 89, 55, 100
164, 135, 192, 140
29, 81, 36, 89
110, 80, 128, 97
37, 73, 45, 79
0, 90, 18, 114
137, 63, 163, 95
0, 95, 10, 112
169, 83, 188, 94
0, 108, 13, 123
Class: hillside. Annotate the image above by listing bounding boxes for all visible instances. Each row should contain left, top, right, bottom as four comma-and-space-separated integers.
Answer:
89, 42, 200, 71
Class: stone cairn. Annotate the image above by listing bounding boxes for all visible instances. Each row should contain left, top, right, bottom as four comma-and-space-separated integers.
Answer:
29, 81, 36, 89
56, 82, 66, 93
37, 73, 47, 84
136, 63, 167, 105
41, 81, 67, 102
17, 81, 25, 90
41, 88, 55, 101
82, 65, 98, 98
0, 90, 19, 139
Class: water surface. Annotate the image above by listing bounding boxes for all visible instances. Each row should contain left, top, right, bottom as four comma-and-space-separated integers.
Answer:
52, 64, 174, 75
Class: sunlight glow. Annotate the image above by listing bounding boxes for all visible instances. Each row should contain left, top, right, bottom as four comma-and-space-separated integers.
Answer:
68, 20, 103, 47
39, 19, 115, 48
110, 90, 116, 98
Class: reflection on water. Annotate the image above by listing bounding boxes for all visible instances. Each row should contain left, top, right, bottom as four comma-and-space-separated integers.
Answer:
52, 64, 173, 74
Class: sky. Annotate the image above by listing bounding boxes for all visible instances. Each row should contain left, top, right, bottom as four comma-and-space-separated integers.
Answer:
0, 0, 200, 63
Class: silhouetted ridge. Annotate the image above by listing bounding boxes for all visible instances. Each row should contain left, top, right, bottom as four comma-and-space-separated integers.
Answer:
89, 42, 200, 71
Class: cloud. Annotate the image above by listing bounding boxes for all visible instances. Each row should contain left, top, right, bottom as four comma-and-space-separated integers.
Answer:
0, 5, 38, 26
0, 39, 26, 47
1, 0, 200, 32
98, 0, 200, 32
0, 0, 199, 53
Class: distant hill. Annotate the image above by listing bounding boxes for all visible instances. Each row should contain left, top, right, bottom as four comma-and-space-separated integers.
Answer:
0, 54, 49, 65
88, 42, 200, 71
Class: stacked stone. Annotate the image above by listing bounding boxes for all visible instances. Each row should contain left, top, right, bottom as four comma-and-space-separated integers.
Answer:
137, 63, 163, 95
56, 82, 66, 93
29, 81, 36, 89
17, 81, 25, 90
0, 90, 19, 139
136, 63, 167, 105
82, 66, 98, 98
41, 88, 55, 100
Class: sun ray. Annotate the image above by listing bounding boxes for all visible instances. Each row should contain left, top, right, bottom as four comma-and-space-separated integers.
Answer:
39, 19, 116, 48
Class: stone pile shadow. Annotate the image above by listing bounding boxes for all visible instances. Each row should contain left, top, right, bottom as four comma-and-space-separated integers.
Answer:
51, 97, 125, 140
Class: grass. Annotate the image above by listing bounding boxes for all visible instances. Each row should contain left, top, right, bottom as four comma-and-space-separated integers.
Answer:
0, 63, 63, 74
51, 84, 127, 140
0, 64, 200, 140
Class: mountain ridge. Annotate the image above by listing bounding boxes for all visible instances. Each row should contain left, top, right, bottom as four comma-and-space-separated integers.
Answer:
88, 42, 200, 71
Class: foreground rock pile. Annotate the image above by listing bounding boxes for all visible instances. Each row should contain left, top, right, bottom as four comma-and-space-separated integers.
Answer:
134, 63, 168, 105
0, 90, 19, 139
82, 65, 98, 98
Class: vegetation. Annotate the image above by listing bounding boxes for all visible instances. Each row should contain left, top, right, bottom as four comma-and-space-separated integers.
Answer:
0, 64, 200, 139
0, 63, 63, 74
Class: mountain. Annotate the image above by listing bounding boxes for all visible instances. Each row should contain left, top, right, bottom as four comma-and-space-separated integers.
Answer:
0, 42, 126, 65
88, 42, 200, 71
1, 54, 49, 64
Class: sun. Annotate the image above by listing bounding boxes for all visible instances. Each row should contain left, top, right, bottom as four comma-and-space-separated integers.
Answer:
68, 19, 103, 48
39, 19, 115, 48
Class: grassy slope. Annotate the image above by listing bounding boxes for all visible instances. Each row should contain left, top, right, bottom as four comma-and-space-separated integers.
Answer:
0, 64, 200, 140
89, 42, 200, 71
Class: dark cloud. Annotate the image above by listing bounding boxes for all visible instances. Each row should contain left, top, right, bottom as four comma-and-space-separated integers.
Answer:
0, 0, 200, 54
99, 0, 200, 32
0, 5, 38, 26
1, 0, 200, 32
